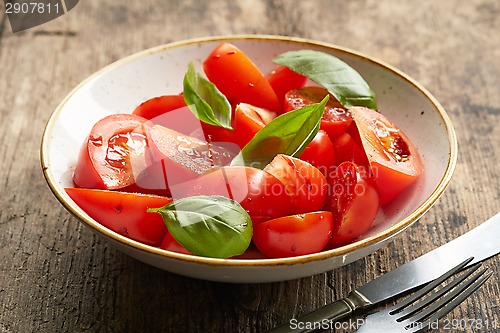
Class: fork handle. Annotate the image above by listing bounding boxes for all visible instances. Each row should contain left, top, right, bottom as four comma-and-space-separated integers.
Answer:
266, 291, 372, 333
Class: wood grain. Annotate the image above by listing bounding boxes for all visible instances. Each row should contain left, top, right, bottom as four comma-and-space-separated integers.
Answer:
0, 1, 499, 332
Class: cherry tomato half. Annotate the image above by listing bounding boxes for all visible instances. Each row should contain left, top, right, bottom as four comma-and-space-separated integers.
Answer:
324, 161, 379, 247
65, 188, 171, 247
264, 154, 327, 214
350, 107, 424, 205
73, 114, 150, 190
203, 42, 281, 112
253, 211, 334, 258
284, 87, 352, 140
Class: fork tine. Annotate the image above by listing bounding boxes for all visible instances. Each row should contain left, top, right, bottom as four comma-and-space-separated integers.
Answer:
389, 257, 473, 314
403, 266, 493, 333
393, 262, 482, 321
412, 269, 493, 331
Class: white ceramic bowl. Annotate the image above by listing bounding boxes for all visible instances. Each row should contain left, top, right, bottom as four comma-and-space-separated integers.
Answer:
41, 35, 457, 283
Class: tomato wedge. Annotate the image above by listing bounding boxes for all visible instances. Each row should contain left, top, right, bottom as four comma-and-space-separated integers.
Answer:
266, 65, 307, 110
175, 166, 292, 224
200, 103, 276, 149
232, 103, 276, 148
284, 87, 353, 140
350, 107, 424, 205
324, 161, 379, 247
73, 114, 150, 190
65, 188, 171, 247
144, 125, 236, 193
132, 94, 201, 136
203, 42, 281, 112
252, 211, 334, 258
160, 232, 191, 255
264, 154, 327, 214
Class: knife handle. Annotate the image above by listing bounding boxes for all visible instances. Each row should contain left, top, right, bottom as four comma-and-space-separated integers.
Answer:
266, 291, 371, 333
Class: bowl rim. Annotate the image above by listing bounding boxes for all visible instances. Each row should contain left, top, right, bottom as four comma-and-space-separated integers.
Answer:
41, 34, 458, 267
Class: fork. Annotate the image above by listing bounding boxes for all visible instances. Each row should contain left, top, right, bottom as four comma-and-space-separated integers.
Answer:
355, 258, 493, 332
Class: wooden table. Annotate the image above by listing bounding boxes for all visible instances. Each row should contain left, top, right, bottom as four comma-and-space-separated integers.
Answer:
1, 1, 499, 332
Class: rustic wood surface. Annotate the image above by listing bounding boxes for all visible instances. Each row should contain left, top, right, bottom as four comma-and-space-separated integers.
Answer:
1, 1, 499, 332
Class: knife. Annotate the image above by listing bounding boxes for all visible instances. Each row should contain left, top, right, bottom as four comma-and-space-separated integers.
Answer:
267, 211, 500, 333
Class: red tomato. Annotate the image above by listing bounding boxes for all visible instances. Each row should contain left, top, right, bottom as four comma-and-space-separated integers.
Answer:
200, 122, 239, 147
201, 103, 276, 149
175, 166, 292, 224
324, 162, 379, 247
266, 65, 307, 110
264, 154, 328, 214
73, 114, 150, 190
203, 42, 281, 112
331, 130, 370, 169
232, 103, 276, 148
65, 188, 171, 247
160, 232, 191, 255
144, 125, 236, 193
299, 130, 336, 178
132, 94, 201, 136
350, 107, 424, 205
252, 212, 334, 258
284, 87, 353, 140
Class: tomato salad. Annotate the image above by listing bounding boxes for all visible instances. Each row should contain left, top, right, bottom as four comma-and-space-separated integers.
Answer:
66, 43, 423, 259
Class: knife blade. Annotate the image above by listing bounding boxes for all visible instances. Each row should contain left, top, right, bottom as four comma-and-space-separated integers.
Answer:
267, 211, 500, 333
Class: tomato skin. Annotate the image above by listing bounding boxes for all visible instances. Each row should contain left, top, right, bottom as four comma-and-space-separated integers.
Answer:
201, 103, 276, 149
203, 42, 281, 112
176, 166, 292, 224
132, 94, 201, 136
253, 212, 334, 258
65, 188, 171, 247
160, 232, 191, 255
324, 162, 379, 247
284, 87, 353, 140
350, 107, 424, 205
332, 131, 370, 169
299, 130, 336, 178
264, 154, 328, 214
73, 114, 150, 190
133, 94, 186, 120
266, 65, 307, 111
232, 103, 277, 148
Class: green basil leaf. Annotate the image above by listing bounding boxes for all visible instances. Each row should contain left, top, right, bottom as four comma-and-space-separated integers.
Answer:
183, 62, 233, 129
231, 95, 328, 169
273, 50, 377, 110
148, 195, 252, 258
